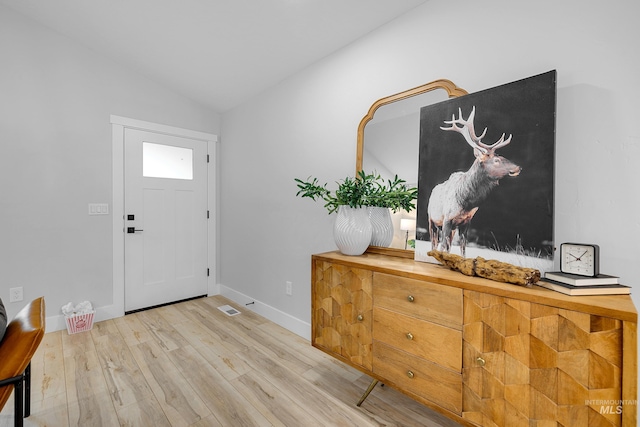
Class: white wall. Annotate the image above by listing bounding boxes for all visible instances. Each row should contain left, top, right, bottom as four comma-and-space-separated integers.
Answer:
219, 0, 640, 339
2, 0, 638, 350
0, 5, 220, 323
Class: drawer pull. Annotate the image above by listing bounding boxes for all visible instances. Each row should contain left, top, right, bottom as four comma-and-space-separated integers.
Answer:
407, 295, 415, 303
476, 357, 486, 367
357, 314, 364, 322
407, 370, 415, 379
406, 332, 414, 340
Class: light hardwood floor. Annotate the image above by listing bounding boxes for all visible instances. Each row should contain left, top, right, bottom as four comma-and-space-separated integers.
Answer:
0, 295, 461, 427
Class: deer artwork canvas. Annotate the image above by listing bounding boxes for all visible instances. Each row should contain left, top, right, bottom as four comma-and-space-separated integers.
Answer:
415, 70, 556, 274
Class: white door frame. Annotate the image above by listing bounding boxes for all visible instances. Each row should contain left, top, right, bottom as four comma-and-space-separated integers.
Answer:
111, 115, 218, 318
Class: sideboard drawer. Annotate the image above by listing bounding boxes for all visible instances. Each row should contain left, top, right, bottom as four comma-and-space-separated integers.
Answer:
373, 341, 463, 415
373, 306, 462, 372
374, 272, 463, 330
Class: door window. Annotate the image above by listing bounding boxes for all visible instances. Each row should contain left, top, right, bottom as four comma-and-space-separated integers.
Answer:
143, 142, 193, 180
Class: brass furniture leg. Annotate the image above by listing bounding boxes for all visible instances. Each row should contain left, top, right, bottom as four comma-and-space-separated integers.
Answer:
356, 379, 379, 406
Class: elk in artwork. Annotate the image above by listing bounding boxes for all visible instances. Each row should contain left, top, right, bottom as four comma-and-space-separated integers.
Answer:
427, 106, 521, 257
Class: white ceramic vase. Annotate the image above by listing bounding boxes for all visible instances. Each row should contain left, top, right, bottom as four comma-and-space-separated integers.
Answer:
368, 206, 393, 247
333, 206, 372, 256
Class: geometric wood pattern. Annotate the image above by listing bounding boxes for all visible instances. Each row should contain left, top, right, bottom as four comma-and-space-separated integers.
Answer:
311, 251, 636, 427
312, 260, 373, 370
463, 290, 623, 427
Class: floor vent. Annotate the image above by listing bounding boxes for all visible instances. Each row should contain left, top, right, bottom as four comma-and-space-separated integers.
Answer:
217, 305, 241, 316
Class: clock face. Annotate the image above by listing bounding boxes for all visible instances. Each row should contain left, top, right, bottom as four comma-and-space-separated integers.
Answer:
560, 243, 600, 276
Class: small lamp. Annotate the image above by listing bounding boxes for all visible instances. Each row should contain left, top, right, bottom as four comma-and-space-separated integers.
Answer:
400, 219, 416, 250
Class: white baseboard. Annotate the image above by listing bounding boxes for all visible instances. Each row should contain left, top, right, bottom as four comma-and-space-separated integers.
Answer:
208, 281, 220, 296
218, 285, 311, 341
46, 315, 67, 333
45, 303, 124, 334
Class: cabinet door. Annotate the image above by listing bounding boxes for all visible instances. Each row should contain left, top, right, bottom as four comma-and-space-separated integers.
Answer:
463, 290, 623, 427
312, 260, 373, 370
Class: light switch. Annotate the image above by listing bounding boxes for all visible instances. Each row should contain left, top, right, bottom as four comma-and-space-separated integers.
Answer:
88, 203, 109, 215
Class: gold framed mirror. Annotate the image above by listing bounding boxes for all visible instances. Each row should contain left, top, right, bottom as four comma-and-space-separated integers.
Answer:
356, 79, 468, 257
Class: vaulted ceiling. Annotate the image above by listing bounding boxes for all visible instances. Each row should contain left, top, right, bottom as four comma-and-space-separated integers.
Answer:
1, 0, 427, 112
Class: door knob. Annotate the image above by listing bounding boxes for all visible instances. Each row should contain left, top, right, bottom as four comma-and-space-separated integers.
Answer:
127, 227, 144, 234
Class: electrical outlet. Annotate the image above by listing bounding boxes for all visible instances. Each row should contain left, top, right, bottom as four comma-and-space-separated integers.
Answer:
10, 287, 23, 302
285, 281, 293, 296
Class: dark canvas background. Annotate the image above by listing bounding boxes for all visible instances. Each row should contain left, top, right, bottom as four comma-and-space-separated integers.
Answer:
416, 70, 556, 258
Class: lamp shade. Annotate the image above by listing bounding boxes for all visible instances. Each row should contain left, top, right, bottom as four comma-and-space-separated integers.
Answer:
400, 218, 416, 231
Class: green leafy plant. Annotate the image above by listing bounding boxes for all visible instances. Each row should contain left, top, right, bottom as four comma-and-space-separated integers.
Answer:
295, 170, 418, 214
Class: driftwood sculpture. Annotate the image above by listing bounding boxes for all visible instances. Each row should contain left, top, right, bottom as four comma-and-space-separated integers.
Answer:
428, 250, 540, 287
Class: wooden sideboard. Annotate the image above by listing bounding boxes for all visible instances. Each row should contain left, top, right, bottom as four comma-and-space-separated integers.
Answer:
311, 250, 638, 427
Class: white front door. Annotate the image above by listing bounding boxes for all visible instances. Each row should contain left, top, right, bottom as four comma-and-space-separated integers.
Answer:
124, 128, 208, 312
